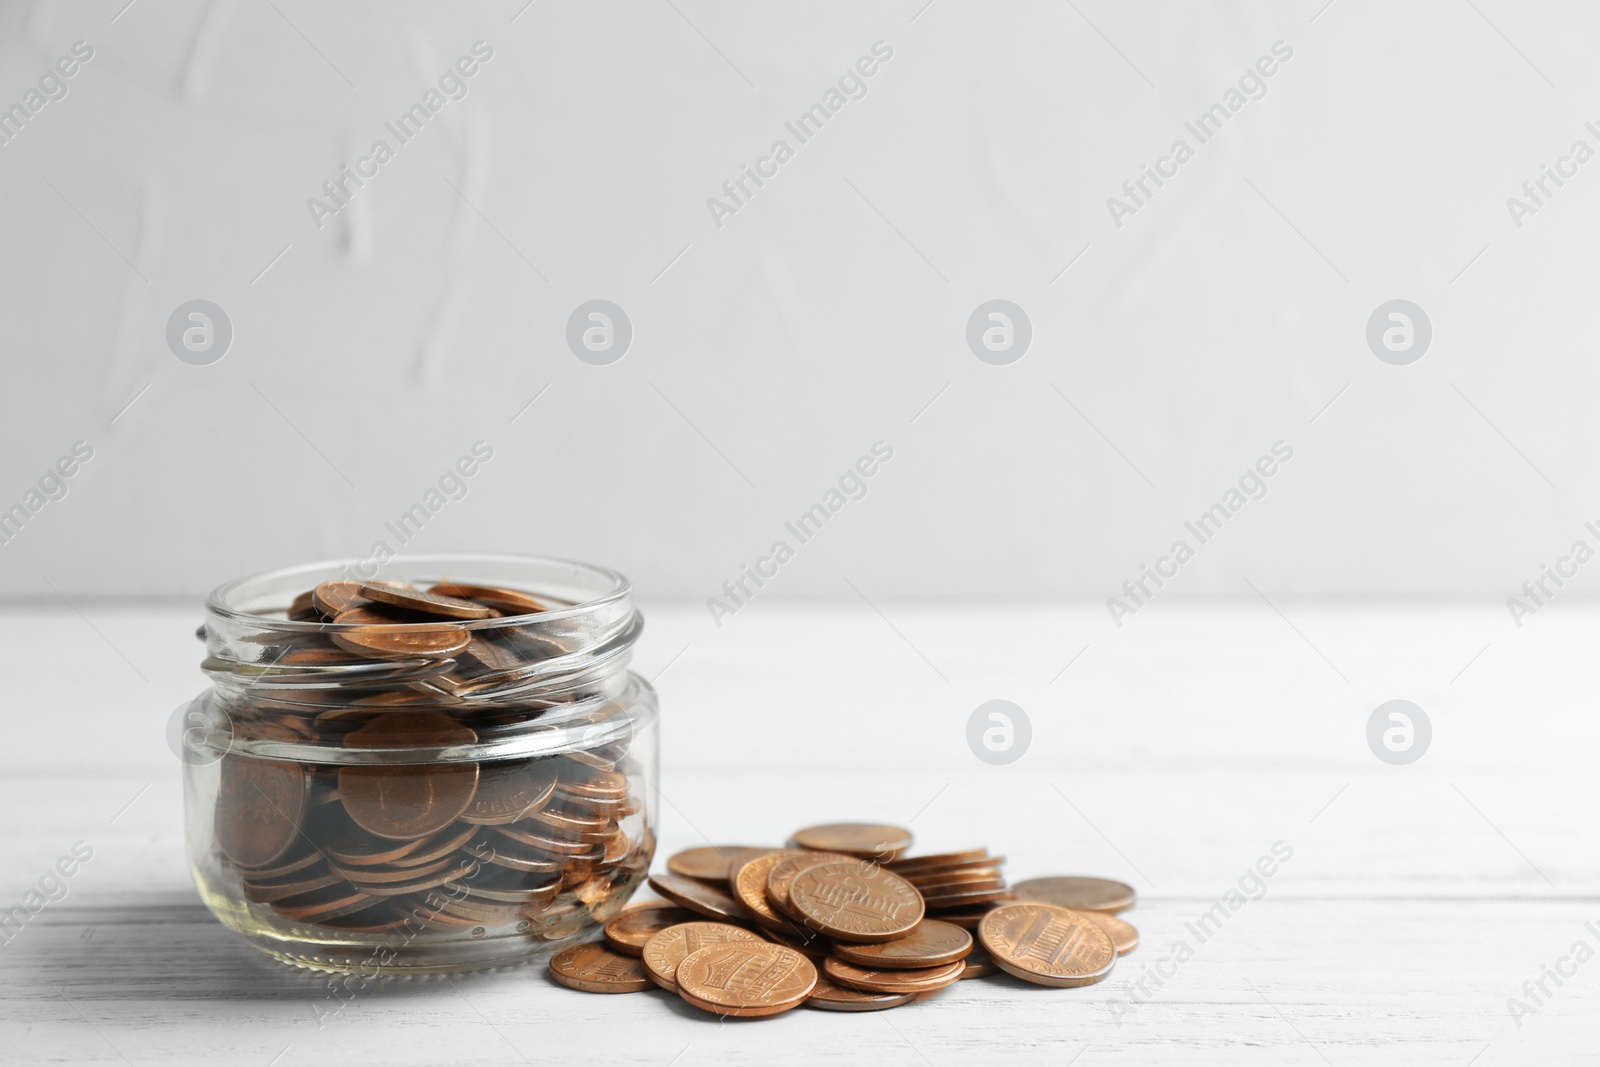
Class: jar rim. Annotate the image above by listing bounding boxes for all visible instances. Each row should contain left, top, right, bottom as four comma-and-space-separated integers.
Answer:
205, 552, 632, 632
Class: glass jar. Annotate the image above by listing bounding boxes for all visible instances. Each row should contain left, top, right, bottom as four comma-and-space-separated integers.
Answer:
182, 554, 658, 975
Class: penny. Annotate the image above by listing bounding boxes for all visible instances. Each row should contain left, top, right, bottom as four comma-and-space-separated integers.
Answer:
462, 762, 557, 825
788, 861, 924, 944
822, 956, 965, 995
312, 581, 368, 617
920, 886, 1013, 909
904, 869, 1005, 891
930, 904, 1007, 929
331, 854, 455, 886
647, 873, 752, 923
429, 582, 549, 616
806, 974, 915, 1012
215, 749, 310, 869
529, 806, 611, 840
667, 846, 769, 883
766, 850, 855, 920
960, 950, 999, 979
758, 924, 832, 960
832, 920, 973, 970
558, 770, 630, 803
1084, 911, 1140, 955
1011, 876, 1136, 914
494, 824, 604, 859
729, 851, 808, 932
885, 850, 992, 873
641, 921, 766, 991
241, 869, 344, 904
388, 822, 480, 867
675, 941, 817, 1017
338, 713, 480, 840
548, 942, 653, 993
330, 607, 472, 659
978, 903, 1117, 988
790, 823, 912, 861
358, 582, 496, 620
603, 901, 700, 956
236, 844, 322, 882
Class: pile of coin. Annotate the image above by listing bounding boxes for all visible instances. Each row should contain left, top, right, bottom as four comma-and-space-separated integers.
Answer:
204, 579, 651, 945
548, 821, 1140, 1015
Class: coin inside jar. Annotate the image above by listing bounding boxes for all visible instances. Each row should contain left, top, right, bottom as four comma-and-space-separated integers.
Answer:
330, 607, 472, 659
338, 713, 480, 841
356, 582, 496, 620
788, 860, 924, 944
214, 735, 310, 869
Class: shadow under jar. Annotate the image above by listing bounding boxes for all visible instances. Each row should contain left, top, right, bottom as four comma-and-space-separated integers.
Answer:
183, 554, 659, 975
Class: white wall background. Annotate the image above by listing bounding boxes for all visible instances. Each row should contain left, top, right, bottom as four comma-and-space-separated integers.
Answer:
1, 0, 1595, 605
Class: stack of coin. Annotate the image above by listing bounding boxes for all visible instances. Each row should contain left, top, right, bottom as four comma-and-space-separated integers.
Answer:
205, 578, 652, 948
549, 822, 1142, 1016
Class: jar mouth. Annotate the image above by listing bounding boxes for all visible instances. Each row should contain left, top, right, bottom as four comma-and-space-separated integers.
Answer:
205, 553, 632, 632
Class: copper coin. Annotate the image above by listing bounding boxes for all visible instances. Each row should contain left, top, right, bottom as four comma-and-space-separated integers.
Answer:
790, 823, 911, 861
271, 884, 379, 923
978, 903, 1117, 988
356, 581, 495, 620
788, 861, 924, 944
476, 838, 564, 874
1011, 876, 1136, 914
558, 770, 630, 803
387, 822, 480, 867
462, 762, 557, 825
641, 921, 765, 991
822, 956, 965, 995
332, 853, 455, 885
920, 886, 1013, 909
729, 851, 809, 932
319, 812, 429, 867
548, 943, 653, 993
338, 713, 479, 840
429, 582, 549, 616
806, 974, 915, 1012
528, 807, 611, 840
240, 869, 344, 904
675, 941, 817, 1017
666, 846, 769, 882
286, 590, 319, 620
832, 920, 973, 970
235, 842, 322, 881
647, 873, 751, 923
603, 901, 700, 956
215, 749, 310, 869
312, 581, 368, 617
758, 924, 832, 960
330, 607, 471, 659
960, 950, 1000, 979
885, 849, 991, 873
493, 824, 603, 859
1085, 911, 1139, 955
905, 869, 1005, 890
766, 850, 855, 920
929, 902, 1008, 928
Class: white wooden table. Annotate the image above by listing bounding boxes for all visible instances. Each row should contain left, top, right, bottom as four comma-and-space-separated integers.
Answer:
2, 601, 1592, 1064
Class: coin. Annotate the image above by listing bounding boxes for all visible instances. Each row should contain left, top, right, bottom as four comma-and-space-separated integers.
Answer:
311, 581, 368, 617
790, 823, 912, 861
675, 941, 817, 1017
758, 924, 832, 960
647, 873, 751, 923
338, 713, 480, 840
832, 920, 973, 970
1011, 876, 1136, 914
641, 922, 765, 991
729, 851, 808, 932
919, 886, 1012, 909
766, 850, 854, 920
603, 901, 700, 956
806, 974, 915, 1012
358, 582, 496, 620
215, 749, 310, 869
462, 762, 557, 826
822, 956, 966, 994
429, 582, 549, 616
904, 869, 1005, 891
548, 943, 653, 993
788, 861, 924, 943
978, 903, 1117, 988
330, 608, 472, 659
959, 950, 999, 979
1084, 911, 1139, 955
885, 849, 991, 873
667, 845, 769, 882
